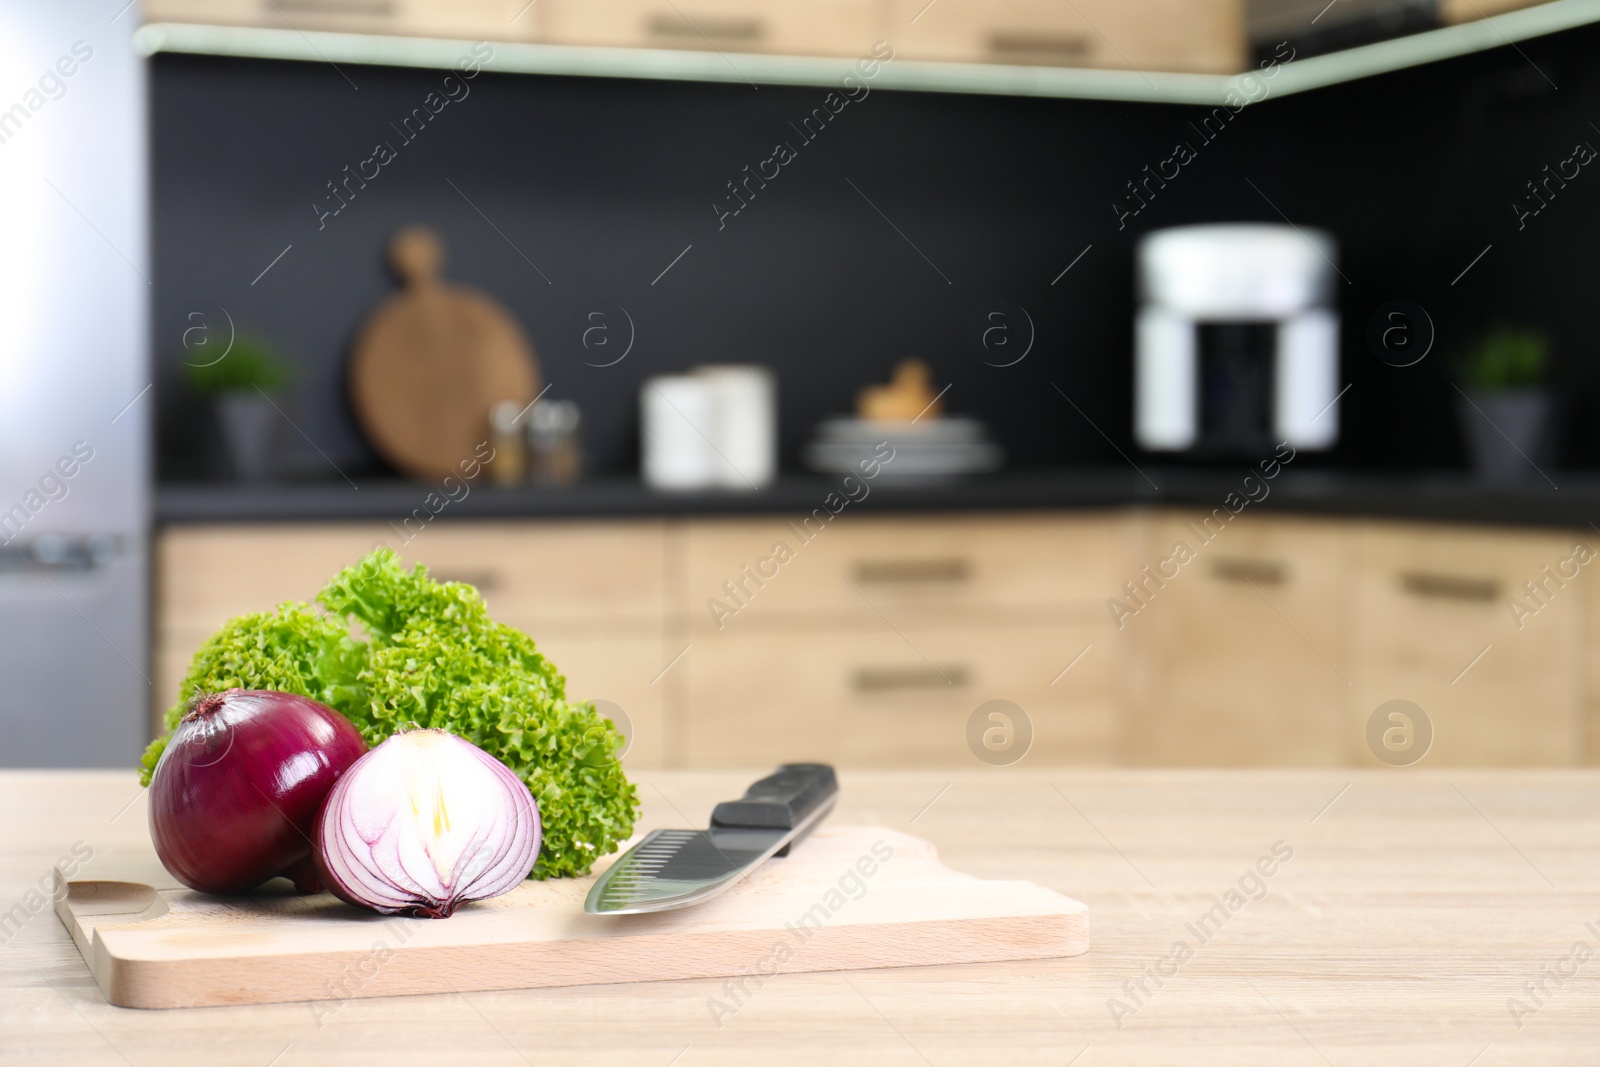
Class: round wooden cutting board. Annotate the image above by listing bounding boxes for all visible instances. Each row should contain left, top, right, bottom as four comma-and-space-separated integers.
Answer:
349, 226, 539, 480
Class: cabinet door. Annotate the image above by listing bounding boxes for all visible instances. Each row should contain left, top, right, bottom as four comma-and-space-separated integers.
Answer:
683, 623, 1115, 767
1439, 0, 1547, 24
682, 512, 1129, 631
533, 634, 669, 768
891, 0, 1244, 73
541, 0, 888, 57
154, 522, 668, 740
1127, 511, 1352, 766
158, 521, 667, 635
1353, 522, 1587, 767
142, 0, 537, 39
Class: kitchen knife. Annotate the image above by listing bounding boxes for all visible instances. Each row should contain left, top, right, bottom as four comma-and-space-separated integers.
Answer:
584, 763, 838, 915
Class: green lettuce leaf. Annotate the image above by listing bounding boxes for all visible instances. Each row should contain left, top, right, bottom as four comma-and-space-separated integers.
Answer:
140, 548, 638, 880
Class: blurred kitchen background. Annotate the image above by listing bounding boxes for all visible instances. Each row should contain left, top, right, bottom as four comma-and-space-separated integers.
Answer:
5, 0, 1599, 769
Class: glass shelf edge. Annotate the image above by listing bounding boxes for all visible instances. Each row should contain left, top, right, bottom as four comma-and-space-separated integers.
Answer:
134, 0, 1600, 106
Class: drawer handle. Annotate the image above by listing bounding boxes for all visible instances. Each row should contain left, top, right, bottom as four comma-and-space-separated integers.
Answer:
1210, 558, 1286, 585
854, 665, 969, 692
648, 14, 764, 43
987, 32, 1093, 63
429, 570, 503, 593
852, 559, 971, 584
1399, 572, 1501, 602
262, 0, 395, 15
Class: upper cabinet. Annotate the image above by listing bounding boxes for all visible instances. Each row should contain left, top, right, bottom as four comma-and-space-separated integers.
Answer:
891, 0, 1243, 74
142, 0, 537, 41
1440, 0, 1550, 20
136, 0, 1597, 104
539, 0, 892, 59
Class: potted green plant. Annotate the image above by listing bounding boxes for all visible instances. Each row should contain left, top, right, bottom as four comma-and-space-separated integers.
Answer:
1456, 327, 1551, 482
184, 335, 293, 481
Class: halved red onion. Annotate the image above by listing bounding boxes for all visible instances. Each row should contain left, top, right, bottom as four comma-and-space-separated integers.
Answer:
148, 689, 368, 894
312, 729, 541, 918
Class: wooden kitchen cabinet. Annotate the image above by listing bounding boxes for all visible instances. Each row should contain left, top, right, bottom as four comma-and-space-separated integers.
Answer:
143, 0, 1245, 73
158, 521, 668, 634
155, 511, 1129, 769
681, 623, 1116, 767
143, 0, 888, 56
1126, 511, 1354, 766
676, 511, 1130, 766
529, 634, 670, 768
142, 0, 542, 40
153, 521, 670, 765
1352, 521, 1588, 767
1439, 0, 1549, 24
892, 0, 1246, 73
155, 507, 1600, 769
681, 512, 1127, 630
541, 0, 889, 57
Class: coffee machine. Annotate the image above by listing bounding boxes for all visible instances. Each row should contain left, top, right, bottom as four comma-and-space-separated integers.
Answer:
1134, 224, 1339, 456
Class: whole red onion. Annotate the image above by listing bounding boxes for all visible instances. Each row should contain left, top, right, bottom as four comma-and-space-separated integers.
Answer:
148, 689, 367, 894
314, 730, 541, 918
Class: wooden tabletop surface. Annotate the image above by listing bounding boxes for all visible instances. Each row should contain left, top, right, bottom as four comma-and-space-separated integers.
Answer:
4, 768, 1599, 1065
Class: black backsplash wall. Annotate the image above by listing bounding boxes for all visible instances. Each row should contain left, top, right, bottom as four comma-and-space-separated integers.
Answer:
151, 25, 1600, 480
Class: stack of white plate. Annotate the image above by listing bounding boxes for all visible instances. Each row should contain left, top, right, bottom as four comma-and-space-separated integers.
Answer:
803, 417, 1003, 484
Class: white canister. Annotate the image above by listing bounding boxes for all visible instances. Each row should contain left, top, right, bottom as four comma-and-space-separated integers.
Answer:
641, 375, 717, 490
697, 365, 776, 490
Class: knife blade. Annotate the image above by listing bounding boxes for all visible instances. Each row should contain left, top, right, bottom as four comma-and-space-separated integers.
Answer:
584, 763, 838, 915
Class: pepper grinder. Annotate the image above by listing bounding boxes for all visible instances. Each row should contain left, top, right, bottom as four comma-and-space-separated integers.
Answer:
529, 399, 582, 485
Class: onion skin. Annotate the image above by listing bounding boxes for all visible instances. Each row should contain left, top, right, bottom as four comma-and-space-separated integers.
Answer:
148, 689, 367, 894
313, 730, 542, 918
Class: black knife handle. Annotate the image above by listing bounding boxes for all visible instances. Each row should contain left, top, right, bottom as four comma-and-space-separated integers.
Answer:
711, 764, 837, 840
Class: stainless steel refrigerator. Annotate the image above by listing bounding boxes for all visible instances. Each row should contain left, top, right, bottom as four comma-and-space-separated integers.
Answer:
0, 1, 149, 767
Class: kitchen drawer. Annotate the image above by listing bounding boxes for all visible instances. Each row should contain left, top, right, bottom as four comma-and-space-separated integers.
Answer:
1439, 0, 1547, 24
540, 0, 888, 57
143, 0, 537, 39
892, 0, 1245, 74
682, 623, 1116, 767
157, 521, 668, 636
523, 633, 669, 769
682, 512, 1129, 629
1127, 512, 1353, 765
1353, 522, 1587, 766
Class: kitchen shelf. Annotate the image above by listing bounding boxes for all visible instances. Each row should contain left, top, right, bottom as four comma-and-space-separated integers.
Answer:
134, 0, 1600, 105
156, 468, 1594, 529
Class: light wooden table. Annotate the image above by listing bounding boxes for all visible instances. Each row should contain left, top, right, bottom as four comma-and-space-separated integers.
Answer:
4, 768, 1598, 1065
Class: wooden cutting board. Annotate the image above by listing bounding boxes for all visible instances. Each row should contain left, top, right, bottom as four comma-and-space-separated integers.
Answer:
348, 226, 539, 480
53, 825, 1087, 1010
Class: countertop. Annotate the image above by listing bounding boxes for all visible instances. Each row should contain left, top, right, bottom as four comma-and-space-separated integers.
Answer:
6, 768, 1599, 1064
157, 467, 1600, 528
